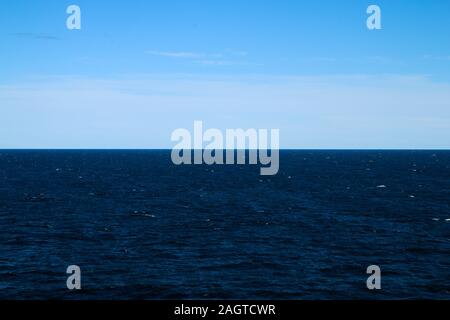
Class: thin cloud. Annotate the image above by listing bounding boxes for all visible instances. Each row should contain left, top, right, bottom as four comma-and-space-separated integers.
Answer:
423, 54, 450, 61
226, 49, 248, 57
1, 73, 449, 149
299, 57, 337, 63
298, 56, 397, 64
10, 32, 59, 40
146, 49, 248, 66
146, 51, 206, 58
194, 60, 236, 66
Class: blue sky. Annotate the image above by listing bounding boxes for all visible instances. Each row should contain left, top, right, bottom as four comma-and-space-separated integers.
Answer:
1, 0, 449, 148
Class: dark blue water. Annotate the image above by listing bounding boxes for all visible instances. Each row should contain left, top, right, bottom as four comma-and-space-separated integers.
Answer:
0, 150, 449, 299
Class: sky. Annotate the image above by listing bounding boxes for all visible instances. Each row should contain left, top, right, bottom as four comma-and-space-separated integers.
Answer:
0, 0, 449, 148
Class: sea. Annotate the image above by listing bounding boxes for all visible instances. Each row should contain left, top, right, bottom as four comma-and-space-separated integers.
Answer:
0, 150, 449, 299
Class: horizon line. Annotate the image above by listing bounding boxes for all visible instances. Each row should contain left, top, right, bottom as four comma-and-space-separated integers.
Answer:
1, 148, 449, 151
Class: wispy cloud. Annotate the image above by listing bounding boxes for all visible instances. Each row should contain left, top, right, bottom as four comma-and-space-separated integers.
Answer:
299, 56, 400, 65
226, 49, 248, 57
9, 32, 59, 40
299, 57, 337, 63
1, 73, 449, 149
146, 49, 248, 66
146, 50, 205, 59
365, 56, 395, 64
194, 60, 237, 66
423, 54, 450, 61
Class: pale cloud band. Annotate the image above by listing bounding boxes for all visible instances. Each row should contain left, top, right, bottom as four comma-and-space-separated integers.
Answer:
0, 74, 449, 149
146, 49, 248, 66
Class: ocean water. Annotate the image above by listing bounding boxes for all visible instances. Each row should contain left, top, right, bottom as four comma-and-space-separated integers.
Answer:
0, 150, 449, 300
